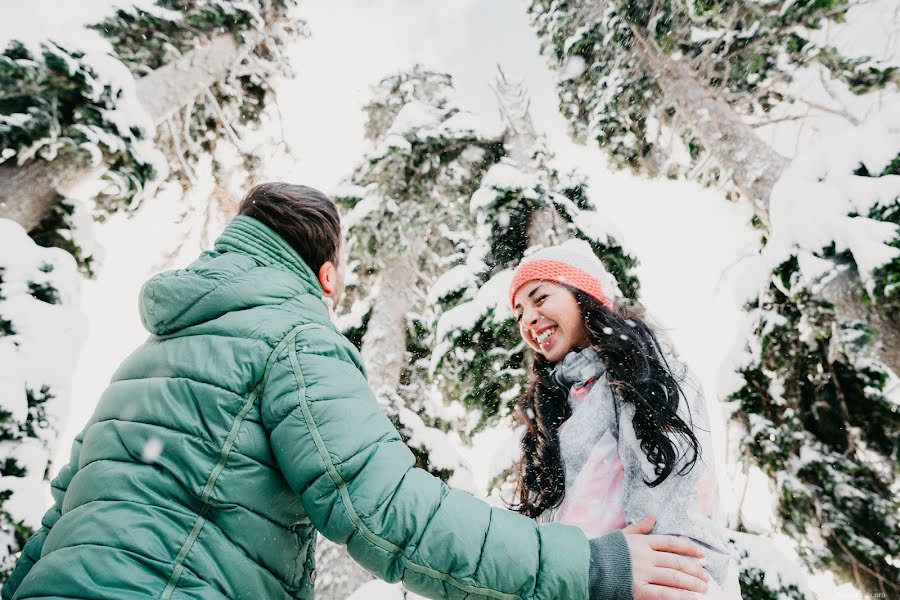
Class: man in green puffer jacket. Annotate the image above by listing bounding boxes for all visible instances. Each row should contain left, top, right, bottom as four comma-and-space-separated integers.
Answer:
3, 184, 711, 600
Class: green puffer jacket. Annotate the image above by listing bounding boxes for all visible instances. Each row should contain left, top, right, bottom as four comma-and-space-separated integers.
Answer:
2, 216, 596, 600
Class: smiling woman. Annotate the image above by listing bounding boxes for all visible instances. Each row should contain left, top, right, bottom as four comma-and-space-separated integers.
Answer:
507, 240, 741, 599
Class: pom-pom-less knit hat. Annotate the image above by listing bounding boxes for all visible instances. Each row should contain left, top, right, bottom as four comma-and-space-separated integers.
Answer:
509, 239, 622, 311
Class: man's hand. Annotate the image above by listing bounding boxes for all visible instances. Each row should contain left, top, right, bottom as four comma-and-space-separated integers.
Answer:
623, 515, 710, 600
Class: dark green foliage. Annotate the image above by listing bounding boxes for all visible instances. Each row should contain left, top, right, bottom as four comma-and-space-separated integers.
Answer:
405, 316, 434, 370
362, 67, 453, 141
0, 267, 12, 336
0, 385, 55, 580
340, 307, 371, 352
0, 408, 20, 445
729, 255, 899, 594
27, 264, 60, 305
550, 177, 641, 299
341, 67, 507, 482
818, 49, 899, 93
579, 234, 640, 301
24, 386, 53, 439
728, 534, 808, 600
737, 568, 806, 600
0, 459, 25, 479
29, 198, 94, 277
0, 487, 32, 582
344, 67, 505, 285
484, 188, 542, 270
437, 309, 526, 422
881, 154, 900, 177
0, 0, 300, 222
90, 1, 295, 74
383, 408, 454, 482
855, 154, 900, 299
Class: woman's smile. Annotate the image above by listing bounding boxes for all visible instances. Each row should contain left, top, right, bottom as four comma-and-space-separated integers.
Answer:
535, 326, 557, 346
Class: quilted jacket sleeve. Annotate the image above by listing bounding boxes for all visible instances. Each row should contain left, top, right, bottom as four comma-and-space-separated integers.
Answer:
260, 323, 591, 600
2, 438, 81, 600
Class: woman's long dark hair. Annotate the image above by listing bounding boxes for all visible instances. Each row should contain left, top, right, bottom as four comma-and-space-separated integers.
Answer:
512, 288, 701, 518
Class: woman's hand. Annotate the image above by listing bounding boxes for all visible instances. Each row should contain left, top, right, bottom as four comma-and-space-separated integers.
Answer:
623, 514, 711, 600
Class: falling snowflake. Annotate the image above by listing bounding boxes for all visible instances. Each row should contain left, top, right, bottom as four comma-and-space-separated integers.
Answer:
141, 437, 164, 463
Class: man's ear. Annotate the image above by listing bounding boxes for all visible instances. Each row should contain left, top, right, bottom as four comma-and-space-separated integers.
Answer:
318, 261, 337, 296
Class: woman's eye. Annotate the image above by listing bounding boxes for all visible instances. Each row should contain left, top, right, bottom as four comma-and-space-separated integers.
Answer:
535, 294, 547, 304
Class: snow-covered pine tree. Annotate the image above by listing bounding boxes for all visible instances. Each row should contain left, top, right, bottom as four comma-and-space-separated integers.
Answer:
0, 221, 85, 581
314, 65, 506, 599
526, 0, 895, 215
338, 64, 506, 486
0, 0, 302, 266
727, 114, 899, 599
430, 71, 639, 496
528, 4, 899, 596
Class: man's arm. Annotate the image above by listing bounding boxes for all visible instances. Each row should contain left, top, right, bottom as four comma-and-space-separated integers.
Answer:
260, 323, 597, 600
2, 438, 81, 600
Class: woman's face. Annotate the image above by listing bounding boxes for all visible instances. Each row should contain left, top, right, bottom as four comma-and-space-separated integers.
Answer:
513, 281, 589, 363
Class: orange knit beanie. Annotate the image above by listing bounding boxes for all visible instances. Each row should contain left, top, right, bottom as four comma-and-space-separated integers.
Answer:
509, 240, 618, 311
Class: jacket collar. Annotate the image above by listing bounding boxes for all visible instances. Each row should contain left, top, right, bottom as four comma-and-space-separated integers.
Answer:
214, 215, 323, 298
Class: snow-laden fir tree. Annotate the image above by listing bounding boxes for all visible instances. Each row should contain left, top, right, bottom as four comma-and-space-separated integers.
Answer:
0, 221, 85, 580
726, 112, 899, 599
430, 71, 639, 486
337, 65, 506, 484
315, 65, 507, 599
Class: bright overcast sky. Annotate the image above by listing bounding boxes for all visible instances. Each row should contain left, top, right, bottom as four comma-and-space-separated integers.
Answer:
273, 0, 583, 191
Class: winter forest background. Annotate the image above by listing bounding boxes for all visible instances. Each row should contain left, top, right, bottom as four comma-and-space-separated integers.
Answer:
0, 1, 897, 599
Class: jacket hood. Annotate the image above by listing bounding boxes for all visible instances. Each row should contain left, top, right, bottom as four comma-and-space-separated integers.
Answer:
139, 216, 327, 335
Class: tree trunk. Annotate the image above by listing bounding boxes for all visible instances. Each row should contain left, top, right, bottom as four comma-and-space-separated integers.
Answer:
492, 70, 570, 251
314, 248, 421, 599
313, 537, 373, 600
526, 206, 568, 249
820, 264, 900, 376
360, 250, 420, 394
493, 69, 539, 168
134, 33, 253, 124
0, 32, 257, 232
631, 28, 787, 227
0, 152, 100, 233
631, 29, 900, 376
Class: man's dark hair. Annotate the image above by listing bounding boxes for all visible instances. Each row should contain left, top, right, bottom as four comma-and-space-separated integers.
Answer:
238, 183, 341, 273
